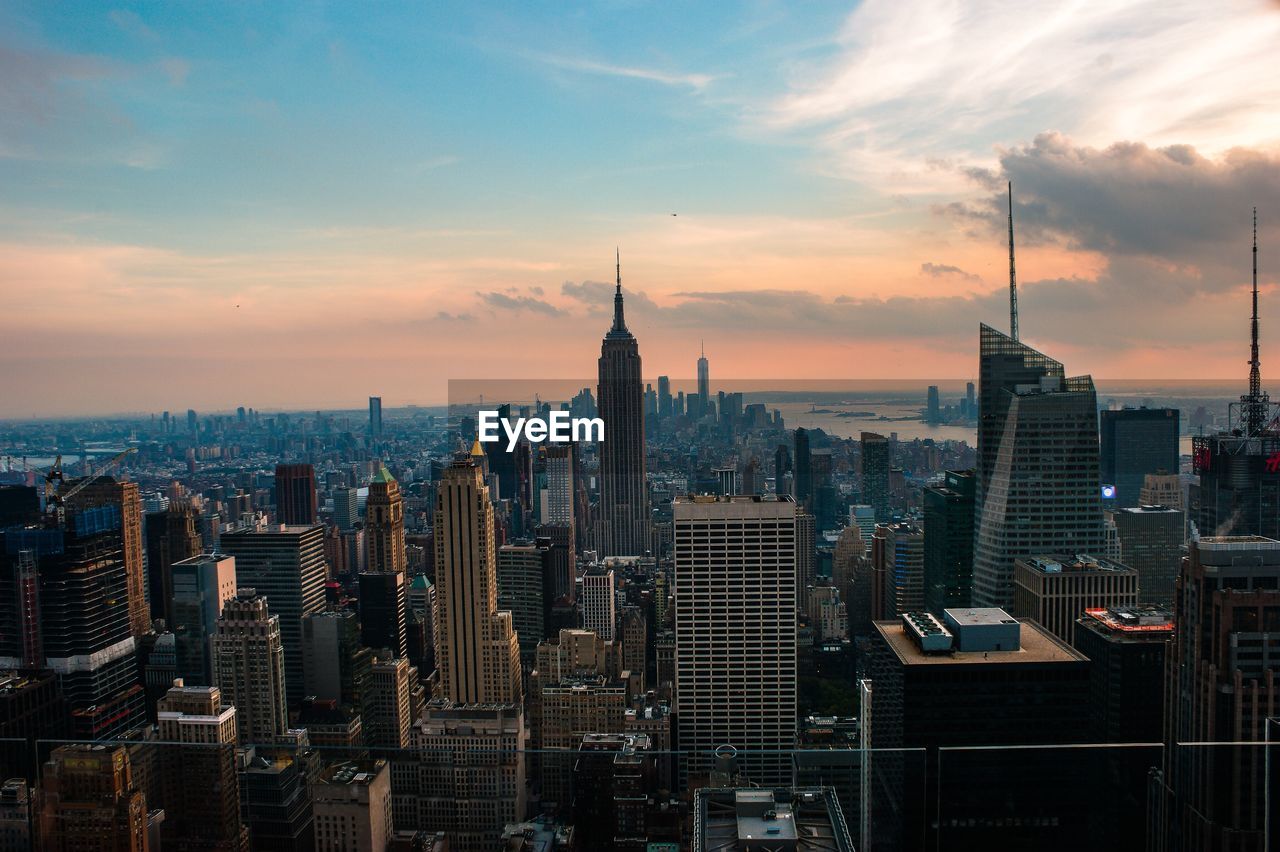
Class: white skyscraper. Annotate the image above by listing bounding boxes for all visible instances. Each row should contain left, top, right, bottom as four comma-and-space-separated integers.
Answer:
674, 494, 797, 786
582, 566, 617, 641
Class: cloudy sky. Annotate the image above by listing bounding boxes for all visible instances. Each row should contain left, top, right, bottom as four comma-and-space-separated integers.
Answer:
3, 1, 1279, 416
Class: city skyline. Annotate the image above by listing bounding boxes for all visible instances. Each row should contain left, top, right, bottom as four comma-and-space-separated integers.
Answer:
3, 2, 1280, 415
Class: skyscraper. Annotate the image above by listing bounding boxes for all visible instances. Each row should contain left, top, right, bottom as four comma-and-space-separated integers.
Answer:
1112, 505, 1183, 603
793, 428, 812, 507
972, 327, 1107, 608
860, 432, 891, 521
145, 504, 203, 628
541, 444, 575, 526
582, 565, 617, 641
872, 521, 924, 619
312, 760, 391, 852
1163, 535, 1280, 849
364, 464, 404, 574
1011, 554, 1139, 644
219, 522, 327, 705
696, 342, 709, 419
65, 477, 149, 637
212, 589, 289, 745
1192, 212, 1280, 540
170, 553, 238, 685
922, 469, 975, 614
926, 385, 940, 424
496, 540, 551, 661
368, 396, 383, 440
432, 456, 522, 704
595, 254, 650, 557
1099, 408, 1179, 507
358, 571, 407, 658
40, 743, 149, 852
156, 682, 248, 851
674, 494, 797, 786
3, 504, 147, 740
273, 463, 317, 526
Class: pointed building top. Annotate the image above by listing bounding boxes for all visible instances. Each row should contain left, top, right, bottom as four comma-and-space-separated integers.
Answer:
371, 463, 396, 485
470, 438, 485, 458
607, 248, 632, 338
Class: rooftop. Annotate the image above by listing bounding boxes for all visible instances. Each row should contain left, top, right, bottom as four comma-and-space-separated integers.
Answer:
1081, 605, 1174, 634
1018, 554, 1135, 575
694, 787, 854, 852
875, 619, 1086, 666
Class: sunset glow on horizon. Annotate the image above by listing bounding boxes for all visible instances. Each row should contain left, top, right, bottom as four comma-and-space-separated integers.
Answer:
3, 1, 1280, 416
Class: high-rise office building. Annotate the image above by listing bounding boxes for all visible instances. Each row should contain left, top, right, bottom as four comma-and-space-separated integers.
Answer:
432, 457, 522, 704
1163, 536, 1280, 849
2, 504, 146, 740
65, 477, 149, 637
0, 778, 33, 851
1011, 554, 1139, 644
301, 609, 372, 709
156, 682, 248, 852
972, 327, 1107, 608
582, 566, 617, 641
1112, 505, 1183, 603
364, 653, 414, 750
860, 432, 891, 521
674, 495, 797, 786
364, 464, 404, 574
145, 504, 204, 627
312, 760, 391, 852
170, 554, 237, 685
332, 487, 359, 532
1139, 473, 1184, 512
368, 396, 383, 440
831, 524, 865, 615
213, 589, 289, 745
1099, 408, 1179, 508
358, 571, 407, 658
922, 469, 975, 614
872, 522, 924, 619
796, 510, 816, 612
392, 701, 526, 852
40, 743, 149, 852
657, 375, 672, 419
1072, 606, 1171, 743
541, 444, 575, 526
926, 385, 940, 424
696, 344, 710, 419
774, 444, 791, 498
274, 464, 317, 526
496, 540, 551, 661
219, 522, 327, 705
866, 609, 1090, 850
595, 256, 650, 557
793, 428, 812, 507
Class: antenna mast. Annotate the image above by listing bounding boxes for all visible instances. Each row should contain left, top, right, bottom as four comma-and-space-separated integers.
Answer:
1008, 181, 1019, 341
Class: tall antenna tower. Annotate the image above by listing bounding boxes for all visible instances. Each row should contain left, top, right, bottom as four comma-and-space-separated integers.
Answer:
1242, 207, 1269, 435
1008, 181, 1019, 341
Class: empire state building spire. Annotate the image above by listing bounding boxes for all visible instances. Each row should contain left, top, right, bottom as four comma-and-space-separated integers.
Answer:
610, 247, 630, 337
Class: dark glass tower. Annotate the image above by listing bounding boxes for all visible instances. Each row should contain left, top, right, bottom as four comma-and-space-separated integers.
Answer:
793, 428, 812, 507
861, 432, 891, 521
972, 330, 1107, 608
1099, 408, 1179, 507
274, 463, 318, 526
595, 253, 650, 557
922, 468, 975, 614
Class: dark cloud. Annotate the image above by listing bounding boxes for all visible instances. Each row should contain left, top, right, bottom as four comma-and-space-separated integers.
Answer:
479, 291, 563, 316
941, 133, 1280, 292
435, 310, 473, 322
560, 280, 661, 314
920, 262, 981, 282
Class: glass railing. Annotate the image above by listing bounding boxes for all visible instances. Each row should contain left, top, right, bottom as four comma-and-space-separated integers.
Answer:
0, 736, 1274, 851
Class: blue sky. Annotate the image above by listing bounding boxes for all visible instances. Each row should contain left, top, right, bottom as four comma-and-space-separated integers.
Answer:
2, 1, 1279, 415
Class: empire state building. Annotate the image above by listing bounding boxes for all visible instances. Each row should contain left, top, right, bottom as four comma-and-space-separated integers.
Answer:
595, 252, 650, 556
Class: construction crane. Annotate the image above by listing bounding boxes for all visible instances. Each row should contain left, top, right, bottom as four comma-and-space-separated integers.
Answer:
44, 447, 138, 524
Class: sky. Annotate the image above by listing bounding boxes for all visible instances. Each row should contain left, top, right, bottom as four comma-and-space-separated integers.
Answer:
2, 0, 1280, 417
